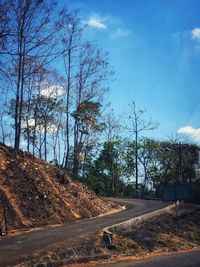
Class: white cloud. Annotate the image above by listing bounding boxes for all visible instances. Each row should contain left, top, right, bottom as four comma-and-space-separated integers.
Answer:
22, 119, 58, 133
83, 13, 131, 40
40, 85, 64, 98
111, 28, 131, 38
84, 15, 107, 29
191, 28, 200, 41
177, 126, 200, 142
88, 18, 107, 29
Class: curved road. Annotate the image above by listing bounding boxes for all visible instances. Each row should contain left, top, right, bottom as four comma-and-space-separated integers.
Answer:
95, 250, 200, 267
0, 198, 168, 266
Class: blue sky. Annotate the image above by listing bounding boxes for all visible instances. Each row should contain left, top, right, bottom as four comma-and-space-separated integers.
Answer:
66, 0, 200, 143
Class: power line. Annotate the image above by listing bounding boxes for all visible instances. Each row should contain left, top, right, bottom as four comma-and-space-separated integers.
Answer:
184, 95, 200, 125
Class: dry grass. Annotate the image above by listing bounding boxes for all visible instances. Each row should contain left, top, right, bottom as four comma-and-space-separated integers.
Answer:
111, 206, 200, 255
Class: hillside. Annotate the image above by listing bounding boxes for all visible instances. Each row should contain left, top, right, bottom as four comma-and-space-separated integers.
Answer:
0, 143, 117, 234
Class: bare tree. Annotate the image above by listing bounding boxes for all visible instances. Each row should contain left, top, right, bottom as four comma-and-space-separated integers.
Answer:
60, 10, 113, 178
126, 101, 158, 196
0, 91, 11, 144
20, 67, 64, 160
103, 109, 121, 142
0, 0, 10, 80
102, 110, 122, 195
61, 9, 81, 170
0, 0, 8, 40
4, 0, 59, 150
72, 42, 112, 179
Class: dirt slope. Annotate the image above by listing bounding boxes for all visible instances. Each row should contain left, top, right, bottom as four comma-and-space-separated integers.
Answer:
0, 143, 116, 233
111, 205, 200, 255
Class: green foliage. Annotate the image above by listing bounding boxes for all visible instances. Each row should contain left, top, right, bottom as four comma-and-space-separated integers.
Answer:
81, 140, 125, 197
81, 137, 200, 200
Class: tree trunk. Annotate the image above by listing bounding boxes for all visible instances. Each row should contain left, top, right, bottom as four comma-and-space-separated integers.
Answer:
39, 130, 42, 159
64, 43, 72, 170
18, 50, 25, 150
73, 120, 79, 180
135, 130, 138, 197
14, 54, 22, 150
44, 122, 47, 161
26, 120, 30, 152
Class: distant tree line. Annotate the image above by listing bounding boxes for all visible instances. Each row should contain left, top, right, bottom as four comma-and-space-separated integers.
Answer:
80, 136, 200, 200
0, 0, 199, 200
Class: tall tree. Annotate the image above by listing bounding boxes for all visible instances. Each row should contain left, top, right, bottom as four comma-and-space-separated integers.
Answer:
5, 0, 59, 150
72, 100, 105, 178
126, 101, 158, 196
72, 42, 112, 179
103, 110, 121, 142
0, 0, 9, 77
61, 9, 81, 170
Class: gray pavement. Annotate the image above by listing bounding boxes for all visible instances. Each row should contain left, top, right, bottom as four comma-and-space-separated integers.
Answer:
94, 250, 200, 267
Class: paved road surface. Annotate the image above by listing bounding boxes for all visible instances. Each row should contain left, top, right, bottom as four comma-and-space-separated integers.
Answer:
94, 250, 200, 267
0, 199, 168, 266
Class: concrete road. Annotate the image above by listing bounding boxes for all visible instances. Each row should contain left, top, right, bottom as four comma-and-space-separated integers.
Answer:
0, 198, 168, 266
94, 250, 200, 267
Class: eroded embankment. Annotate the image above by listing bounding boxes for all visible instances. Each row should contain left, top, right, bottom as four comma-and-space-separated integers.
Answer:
0, 142, 118, 234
